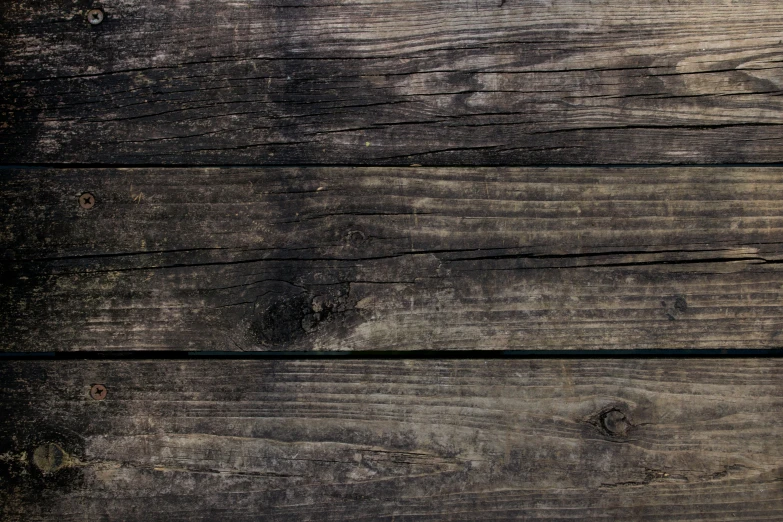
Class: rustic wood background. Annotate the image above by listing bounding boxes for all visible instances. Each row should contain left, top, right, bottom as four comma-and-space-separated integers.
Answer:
1, 0, 782, 520
3, 359, 782, 521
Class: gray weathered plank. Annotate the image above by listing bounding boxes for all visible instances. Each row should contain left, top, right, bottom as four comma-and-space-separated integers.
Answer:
3, 166, 783, 351
1, 359, 782, 521
2, 0, 783, 165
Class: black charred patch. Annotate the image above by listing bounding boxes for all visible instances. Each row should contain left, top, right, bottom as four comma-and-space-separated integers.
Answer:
250, 292, 312, 345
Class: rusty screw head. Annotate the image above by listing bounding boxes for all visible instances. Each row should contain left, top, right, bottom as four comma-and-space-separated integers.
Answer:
86, 8, 104, 25
90, 384, 107, 400
79, 192, 95, 209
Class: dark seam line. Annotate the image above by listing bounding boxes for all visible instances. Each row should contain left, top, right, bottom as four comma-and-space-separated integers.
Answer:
0, 349, 781, 361
5, 163, 783, 170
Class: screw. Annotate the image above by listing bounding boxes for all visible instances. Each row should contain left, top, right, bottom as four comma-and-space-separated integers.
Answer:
90, 384, 107, 400
79, 192, 95, 209
86, 8, 104, 25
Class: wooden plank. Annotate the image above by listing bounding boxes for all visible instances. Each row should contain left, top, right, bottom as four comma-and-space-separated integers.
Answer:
2, 0, 783, 165
3, 166, 783, 352
1, 358, 781, 520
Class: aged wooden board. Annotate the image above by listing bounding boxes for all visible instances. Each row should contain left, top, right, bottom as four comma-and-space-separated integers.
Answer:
4, 166, 783, 352
1, 358, 781, 521
2, 0, 783, 165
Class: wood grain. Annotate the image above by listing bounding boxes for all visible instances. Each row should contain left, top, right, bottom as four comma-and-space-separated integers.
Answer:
3, 0, 783, 165
1, 358, 781, 521
3, 166, 783, 352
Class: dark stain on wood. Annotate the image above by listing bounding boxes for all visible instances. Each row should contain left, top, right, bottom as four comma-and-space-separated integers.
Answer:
248, 287, 359, 346
662, 294, 689, 321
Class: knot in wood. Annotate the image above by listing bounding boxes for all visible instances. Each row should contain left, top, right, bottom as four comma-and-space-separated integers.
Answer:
661, 295, 688, 321
251, 293, 312, 345
599, 408, 631, 437
344, 229, 368, 247
32, 443, 67, 473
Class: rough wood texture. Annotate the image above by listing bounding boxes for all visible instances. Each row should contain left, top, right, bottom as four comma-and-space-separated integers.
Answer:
1, 359, 782, 521
4, 166, 783, 352
3, 0, 783, 165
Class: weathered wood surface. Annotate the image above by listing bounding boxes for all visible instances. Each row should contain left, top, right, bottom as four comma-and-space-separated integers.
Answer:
1, 359, 781, 521
3, 0, 783, 165
4, 166, 783, 352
